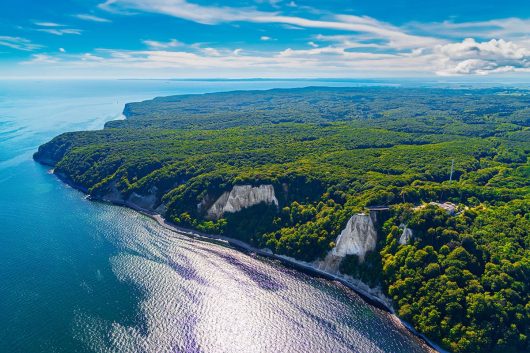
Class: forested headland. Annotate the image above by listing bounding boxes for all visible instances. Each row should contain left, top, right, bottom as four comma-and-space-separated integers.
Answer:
35, 87, 530, 353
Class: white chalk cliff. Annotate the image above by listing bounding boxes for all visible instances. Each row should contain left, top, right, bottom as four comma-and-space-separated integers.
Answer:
316, 213, 378, 272
399, 224, 413, 245
206, 184, 278, 219
331, 213, 378, 261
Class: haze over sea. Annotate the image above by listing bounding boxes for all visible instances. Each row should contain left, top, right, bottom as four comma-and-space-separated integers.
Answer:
0, 79, 466, 353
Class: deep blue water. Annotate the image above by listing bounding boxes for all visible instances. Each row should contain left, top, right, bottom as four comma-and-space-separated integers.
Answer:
0, 79, 434, 353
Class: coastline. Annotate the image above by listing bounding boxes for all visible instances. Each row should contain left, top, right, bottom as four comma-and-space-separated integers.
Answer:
45, 166, 447, 353
130, 205, 448, 353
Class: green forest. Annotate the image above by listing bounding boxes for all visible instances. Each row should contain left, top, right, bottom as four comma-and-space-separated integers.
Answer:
34, 87, 530, 353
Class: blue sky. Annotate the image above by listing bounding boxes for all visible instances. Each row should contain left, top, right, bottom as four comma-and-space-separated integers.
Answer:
1, 0, 530, 78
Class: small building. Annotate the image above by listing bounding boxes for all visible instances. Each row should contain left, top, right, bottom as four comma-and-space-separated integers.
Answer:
429, 201, 457, 215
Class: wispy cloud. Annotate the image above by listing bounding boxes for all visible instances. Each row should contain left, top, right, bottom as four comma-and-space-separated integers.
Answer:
24, 54, 59, 64
143, 39, 183, 49
315, 34, 389, 49
33, 20, 82, 35
74, 14, 112, 23
21, 35, 529, 78
16, 44, 433, 78
0, 36, 42, 51
95, 0, 530, 77
37, 28, 82, 36
408, 17, 530, 42
99, 0, 441, 49
99, 0, 265, 23
190, 44, 222, 57
34, 22, 65, 27
4, 0, 529, 77
278, 46, 395, 59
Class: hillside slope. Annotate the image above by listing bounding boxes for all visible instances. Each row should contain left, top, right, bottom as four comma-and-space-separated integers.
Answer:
35, 87, 530, 353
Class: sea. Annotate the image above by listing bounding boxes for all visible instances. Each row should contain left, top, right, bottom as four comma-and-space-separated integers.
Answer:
0, 79, 436, 353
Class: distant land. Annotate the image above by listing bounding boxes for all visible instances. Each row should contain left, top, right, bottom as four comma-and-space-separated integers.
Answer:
35, 86, 530, 353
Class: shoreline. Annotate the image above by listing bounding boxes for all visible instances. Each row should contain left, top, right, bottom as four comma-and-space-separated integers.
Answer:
47, 167, 446, 353
131, 206, 448, 353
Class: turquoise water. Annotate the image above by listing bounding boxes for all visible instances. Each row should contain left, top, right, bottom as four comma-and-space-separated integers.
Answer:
0, 80, 434, 353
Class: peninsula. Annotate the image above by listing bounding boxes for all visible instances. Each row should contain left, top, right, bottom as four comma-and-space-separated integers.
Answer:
35, 87, 530, 353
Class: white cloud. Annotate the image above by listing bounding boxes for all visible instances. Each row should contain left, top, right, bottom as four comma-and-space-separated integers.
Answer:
0, 36, 42, 51
435, 38, 530, 75
13, 44, 436, 79
143, 39, 183, 49
258, 14, 441, 49
37, 28, 82, 36
24, 54, 58, 64
279, 46, 396, 60
315, 34, 387, 49
255, 0, 282, 7
99, 0, 266, 24
59, 47, 66, 52
34, 22, 65, 27
99, 0, 441, 49
281, 24, 304, 30
81, 53, 106, 62
33, 20, 82, 35
7, 2, 530, 78
10, 34, 530, 78
74, 14, 112, 22
409, 18, 530, 43
201, 47, 221, 56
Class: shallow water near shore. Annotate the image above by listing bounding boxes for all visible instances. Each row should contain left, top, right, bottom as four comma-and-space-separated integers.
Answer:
0, 79, 434, 353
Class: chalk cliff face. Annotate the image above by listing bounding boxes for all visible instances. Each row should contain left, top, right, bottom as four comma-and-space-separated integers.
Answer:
206, 184, 278, 219
316, 213, 378, 272
98, 182, 167, 215
399, 225, 413, 245
127, 186, 159, 211
331, 213, 378, 261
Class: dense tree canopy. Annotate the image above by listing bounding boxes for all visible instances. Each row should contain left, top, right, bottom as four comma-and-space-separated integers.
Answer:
35, 87, 530, 353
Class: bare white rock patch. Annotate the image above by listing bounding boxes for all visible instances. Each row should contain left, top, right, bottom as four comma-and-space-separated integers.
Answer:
331, 213, 378, 261
399, 224, 414, 245
315, 213, 378, 273
206, 185, 278, 220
